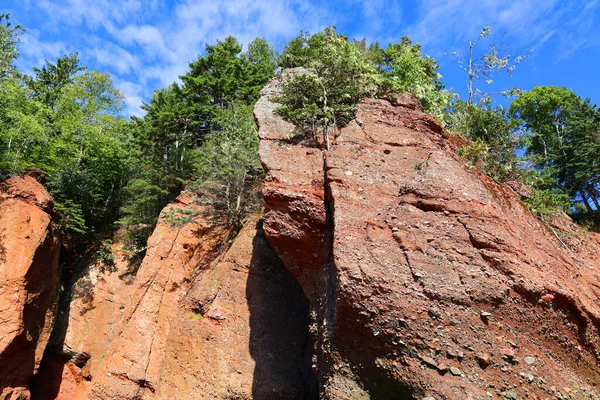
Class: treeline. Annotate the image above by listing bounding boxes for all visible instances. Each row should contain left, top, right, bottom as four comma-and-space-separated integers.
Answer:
1, 14, 598, 253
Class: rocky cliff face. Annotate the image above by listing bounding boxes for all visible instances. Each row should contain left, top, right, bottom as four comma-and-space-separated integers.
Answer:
256, 70, 600, 399
0, 176, 61, 400
35, 192, 315, 399
5, 73, 600, 400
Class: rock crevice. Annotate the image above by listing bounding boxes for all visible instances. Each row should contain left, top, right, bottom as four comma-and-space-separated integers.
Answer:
256, 71, 600, 399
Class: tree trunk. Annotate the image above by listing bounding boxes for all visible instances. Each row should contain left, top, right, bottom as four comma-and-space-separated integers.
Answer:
468, 41, 474, 105
580, 190, 593, 212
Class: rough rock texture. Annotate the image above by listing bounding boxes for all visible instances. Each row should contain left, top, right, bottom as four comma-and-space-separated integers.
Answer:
31, 239, 140, 399
0, 176, 60, 400
36, 191, 316, 399
84, 194, 229, 399
257, 72, 600, 399
156, 214, 316, 399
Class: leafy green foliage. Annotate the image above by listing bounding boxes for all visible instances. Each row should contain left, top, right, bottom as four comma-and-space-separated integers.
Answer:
0, 14, 24, 78
0, 51, 133, 238
521, 169, 573, 214
511, 86, 600, 212
376, 37, 452, 120
118, 36, 276, 246
96, 239, 116, 271
276, 28, 452, 146
276, 28, 380, 147
180, 36, 277, 136
447, 100, 519, 182
188, 102, 262, 226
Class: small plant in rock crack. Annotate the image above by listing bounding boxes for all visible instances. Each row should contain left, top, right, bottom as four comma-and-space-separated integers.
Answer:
415, 160, 426, 171
97, 239, 116, 272
163, 207, 203, 228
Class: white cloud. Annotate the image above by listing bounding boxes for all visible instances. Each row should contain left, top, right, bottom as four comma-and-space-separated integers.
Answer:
114, 79, 146, 117
405, 0, 599, 59
13, 0, 600, 117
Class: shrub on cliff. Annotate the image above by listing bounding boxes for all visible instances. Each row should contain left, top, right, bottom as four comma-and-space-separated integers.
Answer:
276, 27, 452, 148
447, 100, 520, 182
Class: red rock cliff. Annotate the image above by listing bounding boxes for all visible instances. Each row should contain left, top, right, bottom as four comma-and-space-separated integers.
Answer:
256, 70, 600, 399
37, 192, 316, 400
0, 176, 61, 400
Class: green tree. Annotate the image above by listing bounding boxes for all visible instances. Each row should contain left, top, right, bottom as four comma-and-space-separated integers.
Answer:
276, 28, 453, 147
26, 53, 85, 110
189, 102, 262, 226
453, 26, 526, 104
377, 36, 452, 120
0, 14, 24, 78
180, 36, 276, 136
447, 100, 519, 182
119, 36, 277, 246
276, 27, 380, 149
510, 86, 600, 212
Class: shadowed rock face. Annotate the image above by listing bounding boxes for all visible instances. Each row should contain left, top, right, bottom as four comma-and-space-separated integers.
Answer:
156, 215, 317, 400
31, 239, 142, 399
0, 176, 60, 400
256, 71, 600, 399
35, 191, 316, 399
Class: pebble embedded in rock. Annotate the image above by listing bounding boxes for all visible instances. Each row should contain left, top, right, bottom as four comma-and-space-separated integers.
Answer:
477, 353, 491, 368
502, 348, 515, 360
421, 356, 438, 368
524, 357, 535, 365
480, 311, 492, 322
504, 390, 518, 399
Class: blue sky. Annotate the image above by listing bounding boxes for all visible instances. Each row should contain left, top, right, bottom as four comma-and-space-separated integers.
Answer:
4, 0, 600, 117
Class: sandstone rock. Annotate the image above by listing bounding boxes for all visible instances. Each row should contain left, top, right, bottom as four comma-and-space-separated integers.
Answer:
156, 215, 316, 399
256, 72, 600, 399
44, 191, 316, 399
85, 193, 228, 399
0, 176, 60, 399
33, 238, 140, 398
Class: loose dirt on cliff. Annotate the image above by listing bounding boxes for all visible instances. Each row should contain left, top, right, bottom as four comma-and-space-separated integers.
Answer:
257, 70, 600, 400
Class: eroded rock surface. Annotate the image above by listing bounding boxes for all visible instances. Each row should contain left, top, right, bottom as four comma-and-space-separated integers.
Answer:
32, 239, 141, 399
256, 73, 600, 399
37, 190, 316, 399
85, 194, 228, 399
156, 214, 316, 399
0, 176, 60, 400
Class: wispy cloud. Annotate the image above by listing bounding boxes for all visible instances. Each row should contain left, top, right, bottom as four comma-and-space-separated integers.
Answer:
6, 0, 600, 116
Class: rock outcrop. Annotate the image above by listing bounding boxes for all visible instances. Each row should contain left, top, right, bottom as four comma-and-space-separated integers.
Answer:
31, 239, 140, 399
156, 214, 316, 399
256, 70, 600, 399
0, 176, 61, 399
38, 191, 316, 399
85, 194, 229, 399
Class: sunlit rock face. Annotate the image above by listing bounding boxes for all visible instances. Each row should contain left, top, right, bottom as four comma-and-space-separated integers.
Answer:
256, 71, 600, 399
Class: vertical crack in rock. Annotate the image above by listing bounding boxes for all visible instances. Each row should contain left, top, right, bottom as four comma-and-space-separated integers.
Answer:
256, 70, 600, 399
